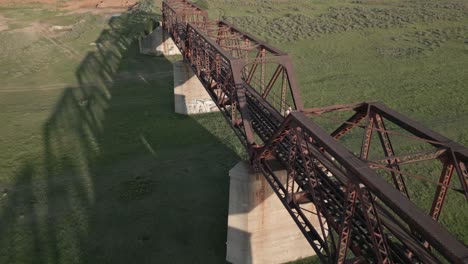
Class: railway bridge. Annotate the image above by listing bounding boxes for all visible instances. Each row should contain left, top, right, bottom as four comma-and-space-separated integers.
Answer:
159, 0, 468, 263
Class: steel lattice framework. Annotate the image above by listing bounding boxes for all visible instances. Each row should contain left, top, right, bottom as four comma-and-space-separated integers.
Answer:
162, 1, 468, 263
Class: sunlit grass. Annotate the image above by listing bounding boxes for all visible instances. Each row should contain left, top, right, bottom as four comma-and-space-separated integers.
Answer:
0, 0, 467, 263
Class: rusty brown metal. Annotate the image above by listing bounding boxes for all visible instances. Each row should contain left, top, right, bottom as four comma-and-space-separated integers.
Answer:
373, 113, 410, 198
431, 162, 455, 221
161, 1, 468, 263
337, 182, 359, 264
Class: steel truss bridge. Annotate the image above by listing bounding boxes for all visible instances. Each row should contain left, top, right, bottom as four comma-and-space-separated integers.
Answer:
161, 1, 468, 263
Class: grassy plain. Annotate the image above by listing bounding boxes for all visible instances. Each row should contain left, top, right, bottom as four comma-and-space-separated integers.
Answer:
0, 0, 467, 263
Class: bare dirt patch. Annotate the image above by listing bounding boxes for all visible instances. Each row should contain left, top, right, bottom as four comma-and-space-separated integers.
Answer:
0, 0, 138, 10
0, 15, 9, 31
0, 0, 56, 4
70, 0, 137, 8
62, 0, 139, 15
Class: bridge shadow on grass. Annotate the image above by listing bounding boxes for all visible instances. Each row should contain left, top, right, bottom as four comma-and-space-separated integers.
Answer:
0, 7, 240, 264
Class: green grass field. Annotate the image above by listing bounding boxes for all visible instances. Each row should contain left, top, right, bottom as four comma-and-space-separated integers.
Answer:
0, 0, 467, 263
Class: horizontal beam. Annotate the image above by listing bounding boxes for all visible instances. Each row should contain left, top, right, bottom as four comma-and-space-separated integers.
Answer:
372, 102, 468, 161
303, 102, 370, 115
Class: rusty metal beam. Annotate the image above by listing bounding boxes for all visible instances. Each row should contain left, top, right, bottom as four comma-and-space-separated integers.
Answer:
162, 1, 468, 263
292, 112, 468, 263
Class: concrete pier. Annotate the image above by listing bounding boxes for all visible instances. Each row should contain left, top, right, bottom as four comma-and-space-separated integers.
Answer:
139, 24, 181, 56
173, 60, 218, 115
138, 25, 217, 115
226, 161, 319, 264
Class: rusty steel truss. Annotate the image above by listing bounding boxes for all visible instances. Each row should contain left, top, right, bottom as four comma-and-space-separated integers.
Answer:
162, 1, 468, 263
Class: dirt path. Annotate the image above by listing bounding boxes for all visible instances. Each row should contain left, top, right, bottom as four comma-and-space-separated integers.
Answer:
0, 71, 173, 93
36, 23, 81, 58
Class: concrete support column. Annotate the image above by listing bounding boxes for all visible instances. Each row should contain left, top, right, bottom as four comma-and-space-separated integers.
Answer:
173, 60, 219, 115
139, 24, 181, 56
226, 161, 318, 264
138, 24, 218, 115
